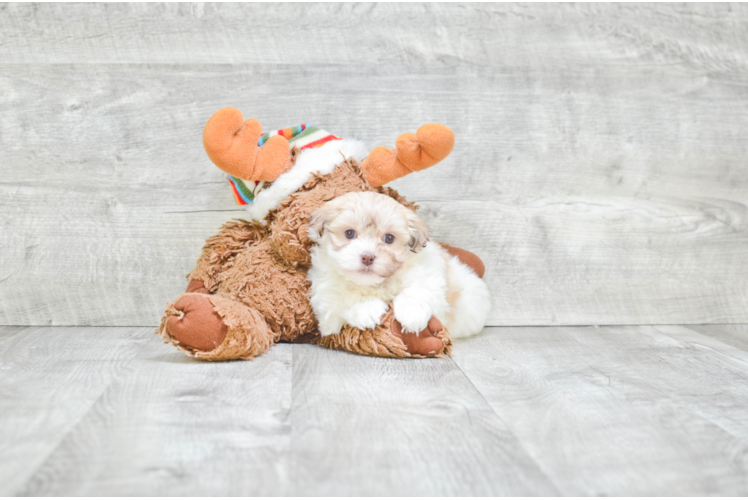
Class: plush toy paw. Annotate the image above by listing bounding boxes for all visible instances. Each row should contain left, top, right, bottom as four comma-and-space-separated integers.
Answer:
391, 316, 448, 356
343, 298, 390, 331
159, 292, 278, 361
202, 107, 291, 182
393, 291, 433, 334
166, 294, 228, 352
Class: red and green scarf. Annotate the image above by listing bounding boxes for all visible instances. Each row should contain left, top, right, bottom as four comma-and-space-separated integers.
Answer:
227, 124, 341, 205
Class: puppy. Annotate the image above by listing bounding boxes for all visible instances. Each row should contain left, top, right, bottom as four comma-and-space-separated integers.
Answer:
307, 191, 491, 339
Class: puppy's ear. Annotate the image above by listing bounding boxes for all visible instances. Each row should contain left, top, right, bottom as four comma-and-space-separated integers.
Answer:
308, 201, 341, 243
407, 210, 430, 253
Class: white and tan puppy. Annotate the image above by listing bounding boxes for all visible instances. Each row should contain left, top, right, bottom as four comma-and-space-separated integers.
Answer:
307, 191, 491, 339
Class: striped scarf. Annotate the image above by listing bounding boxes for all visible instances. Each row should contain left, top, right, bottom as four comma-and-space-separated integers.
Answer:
227, 124, 341, 205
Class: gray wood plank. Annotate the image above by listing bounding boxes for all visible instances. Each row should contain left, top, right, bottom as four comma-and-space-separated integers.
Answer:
644, 324, 748, 443
1, 4, 747, 67
0, 325, 27, 338
2, 61, 748, 326
287, 344, 558, 496
0, 326, 152, 496
689, 323, 748, 352
450, 325, 748, 495
15, 334, 293, 496
4, 325, 748, 495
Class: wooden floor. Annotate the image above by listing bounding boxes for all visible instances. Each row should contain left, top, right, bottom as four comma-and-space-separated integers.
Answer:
2, 324, 748, 496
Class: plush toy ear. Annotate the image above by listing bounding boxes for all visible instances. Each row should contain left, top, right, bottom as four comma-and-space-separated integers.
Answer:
203, 107, 291, 181
407, 210, 430, 253
307, 201, 342, 243
360, 123, 455, 187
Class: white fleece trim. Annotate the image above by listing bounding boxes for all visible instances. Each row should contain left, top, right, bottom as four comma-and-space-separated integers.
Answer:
245, 139, 369, 222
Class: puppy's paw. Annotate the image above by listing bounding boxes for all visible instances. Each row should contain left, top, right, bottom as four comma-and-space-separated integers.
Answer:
344, 299, 390, 331
393, 293, 433, 334
318, 315, 346, 337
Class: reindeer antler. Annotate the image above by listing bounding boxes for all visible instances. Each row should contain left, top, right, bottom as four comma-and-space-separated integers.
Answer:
202, 107, 291, 181
360, 123, 455, 187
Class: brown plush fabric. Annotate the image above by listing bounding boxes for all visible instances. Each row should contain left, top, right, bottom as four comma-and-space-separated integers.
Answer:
316, 307, 411, 358
214, 239, 317, 341
188, 220, 268, 291
317, 307, 452, 358
442, 245, 486, 279
158, 157, 456, 361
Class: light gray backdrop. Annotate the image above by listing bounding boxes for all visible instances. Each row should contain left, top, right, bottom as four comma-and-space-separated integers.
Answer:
1, 3, 747, 327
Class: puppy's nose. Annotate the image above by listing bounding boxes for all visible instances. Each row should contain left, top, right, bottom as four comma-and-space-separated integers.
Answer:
361, 253, 376, 266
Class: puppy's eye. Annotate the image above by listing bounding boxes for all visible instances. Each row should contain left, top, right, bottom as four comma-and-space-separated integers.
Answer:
345, 229, 356, 239
384, 234, 395, 244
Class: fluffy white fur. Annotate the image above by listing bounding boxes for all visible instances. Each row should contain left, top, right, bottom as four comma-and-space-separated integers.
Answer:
245, 139, 369, 222
307, 192, 491, 339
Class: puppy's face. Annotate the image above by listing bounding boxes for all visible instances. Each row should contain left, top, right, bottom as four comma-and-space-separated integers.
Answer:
308, 192, 430, 286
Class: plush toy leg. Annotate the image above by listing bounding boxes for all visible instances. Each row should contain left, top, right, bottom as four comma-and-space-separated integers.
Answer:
156, 292, 277, 361
360, 123, 455, 187
316, 307, 452, 358
188, 219, 268, 292
442, 245, 486, 278
202, 107, 291, 181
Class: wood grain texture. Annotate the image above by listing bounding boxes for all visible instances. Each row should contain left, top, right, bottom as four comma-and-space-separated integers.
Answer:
422, 198, 748, 325
0, 325, 27, 339
287, 344, 557, 496
689, 323, 748, 352
14, 333, 293, 496
1, 4, 747, 326
450, 325, 748, 495
0, 326, 152, 496
1, 3, 747, 67
3, 325, 748, 495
